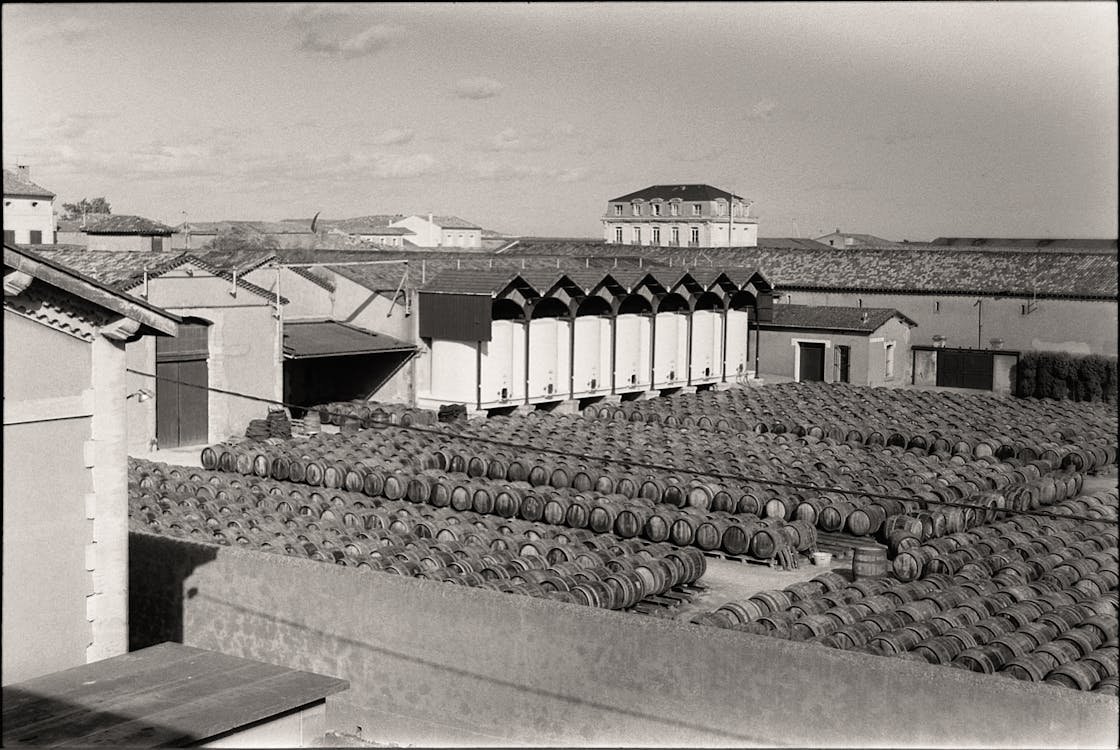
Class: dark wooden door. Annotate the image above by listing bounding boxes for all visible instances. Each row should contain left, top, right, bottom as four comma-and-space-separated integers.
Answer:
798, 343, 826, 382
936, 349, 994, 390
837, 345, 851, 383
156, 320, 209, 448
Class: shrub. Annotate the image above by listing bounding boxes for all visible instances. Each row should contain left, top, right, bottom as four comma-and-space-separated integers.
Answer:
1015, 351, 1118, 403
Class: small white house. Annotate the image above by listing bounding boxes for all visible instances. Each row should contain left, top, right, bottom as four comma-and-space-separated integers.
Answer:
390, 214, 482, 249
3, 167, 55, 245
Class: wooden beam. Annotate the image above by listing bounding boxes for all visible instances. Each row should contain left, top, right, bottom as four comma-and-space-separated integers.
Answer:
4, 269, 34, 297
100, 315, 142, 341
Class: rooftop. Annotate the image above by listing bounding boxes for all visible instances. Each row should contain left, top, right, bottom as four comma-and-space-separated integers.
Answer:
608, 184, 747, 203
2, 168, 54, 198
84, 214, 174, 235
763, 304, 917, 332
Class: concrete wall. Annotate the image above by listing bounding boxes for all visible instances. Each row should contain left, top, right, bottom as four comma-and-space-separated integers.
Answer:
3, 314, 94, 684
3, 195, 55, 243
126, 270, 281, 448
782, 290, 1118, 357
131, 533, 1118, 749
86, 234, 169, 252
243, 267, 333, 321
910, 349, 1019, 394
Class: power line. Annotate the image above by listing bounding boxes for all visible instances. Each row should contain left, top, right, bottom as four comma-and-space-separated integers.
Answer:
125, 367, 1118, 527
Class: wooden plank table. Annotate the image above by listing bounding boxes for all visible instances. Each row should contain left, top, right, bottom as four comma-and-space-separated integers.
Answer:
2, 643, 348, 747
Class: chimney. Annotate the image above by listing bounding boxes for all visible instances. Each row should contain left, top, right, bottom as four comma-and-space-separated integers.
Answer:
16, 165, 30, 181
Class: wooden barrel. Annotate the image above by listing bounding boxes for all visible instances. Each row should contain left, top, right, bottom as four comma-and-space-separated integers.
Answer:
406, 476, 432, 504
614, 505, 651, 539
847, 505, 887, 537
749, 526, 785, 560
492, 487, 522, 518
643, 511, 673, 543
818, 502, 854, 533
721, 521, 754, 556
694, 519, 723, 551
565, 498, 592, 529
588, 504, 619, 534
542, 496, 570, 525
685, 484, 715, 510
669, 515, 698, 547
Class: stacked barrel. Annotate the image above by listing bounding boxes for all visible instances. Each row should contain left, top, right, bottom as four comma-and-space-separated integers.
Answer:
129, 458, 704, 611
693, 506, 1118, 694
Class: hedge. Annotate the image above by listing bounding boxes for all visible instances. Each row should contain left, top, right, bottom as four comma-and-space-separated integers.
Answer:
1015, 351, 1117, 403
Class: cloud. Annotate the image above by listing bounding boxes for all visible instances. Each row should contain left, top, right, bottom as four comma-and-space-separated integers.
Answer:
298, 24, 404, 58
282, 2, 356, 25
484, 127, 547, 152
371, 128, 415, 146
744, 99, 780, 122
452, 76, 504, 99
25, 15, 103, 44
470, 160, 589, 183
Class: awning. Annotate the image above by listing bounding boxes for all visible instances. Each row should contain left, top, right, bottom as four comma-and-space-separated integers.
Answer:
283, 319, 416, 359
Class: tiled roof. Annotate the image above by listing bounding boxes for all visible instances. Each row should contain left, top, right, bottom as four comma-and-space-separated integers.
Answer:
763, 304, 916, 332
329, 263, 412, 293
2, 168, 54, 198
496, 241, 1117, 299
608, 184, 746, 203
816, 232, 905, 248
283, 319, 415, 359
932, 237, 1117, 251
190, 247, 276, 274
331, 223, 414, 236
422, 270, 528, 296
85, 214, 173, 235
29, 248, 289, 304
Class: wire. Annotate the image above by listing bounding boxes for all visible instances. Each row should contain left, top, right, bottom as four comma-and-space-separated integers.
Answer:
125, 367, 1118, 527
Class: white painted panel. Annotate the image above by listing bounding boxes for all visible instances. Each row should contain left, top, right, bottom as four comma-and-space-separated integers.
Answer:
725, 309, 750, 381
480, 320, 518, 407
615, 314, 651, 391
429, 339, 476, 404
556, 318, 571, 399
573, 316, 613, 397
510, 321, 526, 402
654, 312, 687, 387
528, 318, 561, 400
690, 311, 717, 383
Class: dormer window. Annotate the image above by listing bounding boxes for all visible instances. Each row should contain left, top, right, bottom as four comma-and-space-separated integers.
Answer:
614, 204, 622, 216
632, 203, 641, 216
651, 204, 661, 216
670, 203, 679, 217
715, 202, 726, 216
692, 204, 702, 216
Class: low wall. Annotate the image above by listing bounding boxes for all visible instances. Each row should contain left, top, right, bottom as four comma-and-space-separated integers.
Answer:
130, 532, 1119, 748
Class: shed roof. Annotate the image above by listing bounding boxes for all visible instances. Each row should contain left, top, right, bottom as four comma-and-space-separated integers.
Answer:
395, 214, 481, 230
763, 304, 917, 332
2, 168, 55, 198
283, 319, 415, 359
608, 184, 746, 203
1, 642, 347, 747
422, 269, 527, 296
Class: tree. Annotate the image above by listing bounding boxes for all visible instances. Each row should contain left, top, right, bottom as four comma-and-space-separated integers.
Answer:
61, 197, 112, 219
202, 225, 279, 252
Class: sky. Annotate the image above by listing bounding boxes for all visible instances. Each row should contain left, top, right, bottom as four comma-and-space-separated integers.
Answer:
3, 2, 1117, 240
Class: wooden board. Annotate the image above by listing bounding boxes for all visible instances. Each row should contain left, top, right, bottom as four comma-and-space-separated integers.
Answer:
2, 643, 348, 747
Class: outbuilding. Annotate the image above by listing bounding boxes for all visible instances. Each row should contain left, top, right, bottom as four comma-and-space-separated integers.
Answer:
757, 305, 916, 385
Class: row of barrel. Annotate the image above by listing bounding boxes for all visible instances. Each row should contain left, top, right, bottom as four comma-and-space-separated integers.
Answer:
208, 416, 1090, 554
199, 438, 816, 560
891, 490, 1119, 582
129, 458, 706, 611
312, 399, 439, 429
693, 538, 1118, 693
577, 381, 1117, 468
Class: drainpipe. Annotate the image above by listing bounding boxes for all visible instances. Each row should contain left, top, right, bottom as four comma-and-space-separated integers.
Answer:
649, 304, 658, 392
568, 308, 576, 400
476, 340, 482, 411
720, 302, 729, 383
609, 303, 618, 395
523, 313, 531, 406
685, 305, 694, 386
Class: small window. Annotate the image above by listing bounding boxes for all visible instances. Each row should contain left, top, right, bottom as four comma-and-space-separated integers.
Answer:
633, 226, 641, 244
885, 342, 896, 379
28, 230, 42, 244
671, 226, 679, 245
651, 203, 661, 216
613, 205, 622, 216
151, 236, 163, 252
632, 203, 641, 216
858, 298, 863, 308
614, 226, 623, 243
692, 204, 702, 216
934, 301, 941, 314
670, 203, 680, 217
690, 227, 700, 245
716, 203, 726, 216
3, 229, 15, 244
652, 226, 661, 245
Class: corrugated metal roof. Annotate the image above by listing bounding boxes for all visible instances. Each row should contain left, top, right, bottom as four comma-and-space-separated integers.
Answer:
283, 320, 415, 359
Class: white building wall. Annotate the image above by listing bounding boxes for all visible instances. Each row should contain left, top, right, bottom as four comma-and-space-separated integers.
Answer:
3, 195, 55, 243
